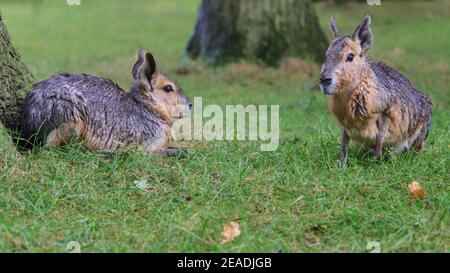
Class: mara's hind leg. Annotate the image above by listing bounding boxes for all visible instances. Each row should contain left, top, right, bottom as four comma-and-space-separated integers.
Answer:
413, 120, 431, 151
413, 134, 425, 151
46, 120, 85, 147
374, 117, 390, 162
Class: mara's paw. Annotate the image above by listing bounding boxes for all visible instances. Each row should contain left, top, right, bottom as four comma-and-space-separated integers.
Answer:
159, 147, 191, 157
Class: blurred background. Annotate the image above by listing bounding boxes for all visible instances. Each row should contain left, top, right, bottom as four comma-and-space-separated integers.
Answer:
1, 0, 448, 107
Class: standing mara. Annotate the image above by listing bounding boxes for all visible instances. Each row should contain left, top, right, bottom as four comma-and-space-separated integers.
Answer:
319, 15, 432, 166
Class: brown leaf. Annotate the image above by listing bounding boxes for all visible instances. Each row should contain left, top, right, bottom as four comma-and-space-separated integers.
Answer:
408, 181, 425, 200
221, 222, 241, 244
304, 232, 320, 246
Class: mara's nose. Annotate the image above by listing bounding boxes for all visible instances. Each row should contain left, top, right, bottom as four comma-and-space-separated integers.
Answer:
189, 103, 193, 110
320, 76, 332, 86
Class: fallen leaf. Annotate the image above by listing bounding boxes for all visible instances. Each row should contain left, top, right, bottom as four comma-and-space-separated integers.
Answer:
408, 181, 425, 200
221, 222, 241, 244
304, 232, 320, 246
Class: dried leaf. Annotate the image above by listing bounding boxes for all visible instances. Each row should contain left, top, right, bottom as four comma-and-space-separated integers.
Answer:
408, 181, 425, 200
304, 232, 320, 246
221, 222, 241, 244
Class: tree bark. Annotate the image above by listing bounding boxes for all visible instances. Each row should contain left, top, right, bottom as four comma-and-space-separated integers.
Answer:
0, 11, 34, 162
0, 11, 35, 131
186, 0, 328, 66
0, 122, 18, 172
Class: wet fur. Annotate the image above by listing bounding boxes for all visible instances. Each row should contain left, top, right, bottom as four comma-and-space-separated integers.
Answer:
322, 16, 432, 164
329, 62, 431, 150
21, 50, 191, 153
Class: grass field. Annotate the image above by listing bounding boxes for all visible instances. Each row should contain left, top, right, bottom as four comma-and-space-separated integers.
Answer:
0, 0, 448, 252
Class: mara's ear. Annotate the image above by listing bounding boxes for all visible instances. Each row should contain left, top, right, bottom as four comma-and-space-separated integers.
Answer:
132, 49, 159, 91
351, 15, 373, 55
329, 16, 341, 38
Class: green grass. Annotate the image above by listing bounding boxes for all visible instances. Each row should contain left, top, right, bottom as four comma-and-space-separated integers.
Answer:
0, 0, 449, 252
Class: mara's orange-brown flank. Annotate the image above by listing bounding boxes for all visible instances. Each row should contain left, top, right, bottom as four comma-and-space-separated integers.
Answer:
319, 15, 432, 166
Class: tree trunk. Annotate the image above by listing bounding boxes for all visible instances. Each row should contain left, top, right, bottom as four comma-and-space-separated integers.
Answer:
186, 0, 328, 66
0, 122, 18, 172
0, 11, 34, 162
0, 11, 35, 131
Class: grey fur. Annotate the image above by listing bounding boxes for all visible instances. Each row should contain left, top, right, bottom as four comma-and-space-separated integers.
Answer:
320, 16, 432, 164
370, 60, 432, 144
21, 50, 191, 153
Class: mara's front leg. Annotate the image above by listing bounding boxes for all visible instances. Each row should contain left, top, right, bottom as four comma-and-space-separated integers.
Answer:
374, 116, 390, 162
138, 145, 189, 157
339, 129, 350, 168
158, 147, 191, 157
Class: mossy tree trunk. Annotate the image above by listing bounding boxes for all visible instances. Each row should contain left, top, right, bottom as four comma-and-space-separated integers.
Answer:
0, 11, 34, 131
0, 123, 18, 171
186, 0, 328, 66
0, 11, 34, 166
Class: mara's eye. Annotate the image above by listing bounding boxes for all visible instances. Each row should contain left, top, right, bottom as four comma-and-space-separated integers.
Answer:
163, 85, 174, 93
346, 53, 355, 62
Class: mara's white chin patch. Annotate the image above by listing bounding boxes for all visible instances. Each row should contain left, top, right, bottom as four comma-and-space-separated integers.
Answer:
320, 84, 336, 95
